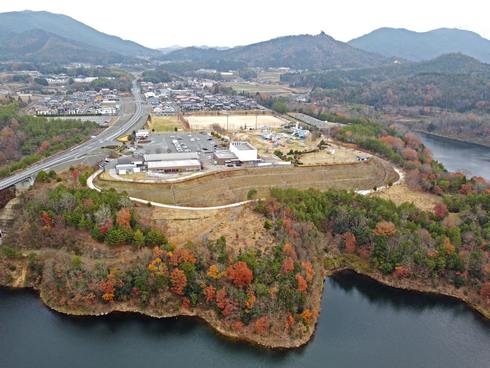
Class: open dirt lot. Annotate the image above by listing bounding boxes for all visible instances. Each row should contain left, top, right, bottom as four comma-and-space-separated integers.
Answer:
372, 181, 442, 212
96, 159, 398, 207
150, 205, 276, 249
185, 114, 285, 131
299, 144, 370, 165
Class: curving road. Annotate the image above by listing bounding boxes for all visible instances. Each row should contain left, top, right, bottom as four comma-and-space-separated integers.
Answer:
87, 169, 254, 211
0, 80, 146, 191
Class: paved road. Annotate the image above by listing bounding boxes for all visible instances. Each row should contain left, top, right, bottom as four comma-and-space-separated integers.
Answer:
0, 80, 147, 190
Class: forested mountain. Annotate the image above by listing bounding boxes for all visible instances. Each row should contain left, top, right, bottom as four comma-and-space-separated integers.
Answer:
0, 29, 127, 64
0, 10, 156, 63
283, 54, 490, 112
349, 28, 490, 63
164, 32, 390, 70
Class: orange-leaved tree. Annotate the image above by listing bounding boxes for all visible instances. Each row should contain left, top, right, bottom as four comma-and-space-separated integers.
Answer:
226, 261, 253, 288
116, 207, 132, 228
296, 273, 307, 292
170, 268, 187, 295
373, 221, 396, 237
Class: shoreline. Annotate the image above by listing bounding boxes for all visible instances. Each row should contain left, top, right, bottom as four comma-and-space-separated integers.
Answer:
414, 130, 490, 150
0, 281, 323, 350
1, 265, 487, 349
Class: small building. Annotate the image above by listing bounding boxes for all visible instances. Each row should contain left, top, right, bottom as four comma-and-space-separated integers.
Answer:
213, 150, 239, 165
229, 141, 257, 162
115, 156, 144, 175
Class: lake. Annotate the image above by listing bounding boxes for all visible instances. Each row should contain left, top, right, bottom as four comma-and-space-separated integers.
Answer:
419, 133, 490, 180
1, 272, 489, 368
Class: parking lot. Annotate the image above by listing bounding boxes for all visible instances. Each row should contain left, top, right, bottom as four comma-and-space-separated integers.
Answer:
134, 132, 224, 167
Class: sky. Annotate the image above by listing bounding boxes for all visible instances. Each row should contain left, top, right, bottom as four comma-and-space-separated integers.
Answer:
0, 0, 489, 48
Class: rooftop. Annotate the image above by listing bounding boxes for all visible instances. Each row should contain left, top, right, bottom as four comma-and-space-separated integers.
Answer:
144, 152, 199, 162
214, 150, 238, 160
231, 141, 256, 151
147, 159, 201, 170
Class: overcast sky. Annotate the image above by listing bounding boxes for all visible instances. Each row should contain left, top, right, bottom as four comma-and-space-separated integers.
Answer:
0, 0, 489, 48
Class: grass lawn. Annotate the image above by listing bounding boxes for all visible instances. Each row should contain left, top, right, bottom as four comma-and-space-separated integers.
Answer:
146, 115, 184, 132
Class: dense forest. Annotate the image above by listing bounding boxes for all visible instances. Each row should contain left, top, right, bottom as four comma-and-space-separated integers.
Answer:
141, 69, 173, 83
0, 103, 99, 178
260, 186, 490, 309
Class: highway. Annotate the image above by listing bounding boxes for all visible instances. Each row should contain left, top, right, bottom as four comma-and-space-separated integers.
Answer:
0, 80, 146, 191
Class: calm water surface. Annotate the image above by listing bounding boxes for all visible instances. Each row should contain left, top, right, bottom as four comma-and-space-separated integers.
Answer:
419, 133, 490, 179
1, 272, 489, 368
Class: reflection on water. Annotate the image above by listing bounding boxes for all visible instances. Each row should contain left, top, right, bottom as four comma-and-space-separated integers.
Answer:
1, 272, 489, 368
419, 133, 490, 179
330, 271, 489, 324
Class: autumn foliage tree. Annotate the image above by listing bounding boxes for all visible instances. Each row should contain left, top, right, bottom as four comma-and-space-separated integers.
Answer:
98, 272, 120, 302
296, 273, 307, 293
282, 243, 297, 260
373, 221, 396, 237
232, 320, 244, 333
301, 261, 314, 282
343, 232, 356, 254
207, 264, 220, 279
216, 288, 227, 310
169, 248, 197, 266
204, 285, 216, 303
434, 202, 448, 220
300, 309, 313, 324
282, 257, 295, 273
116, 207, 131, 228
41, 211, 53, 228
394, 265, 411, 278
226, 261, 253, 288
254, 316, 269, 335
170, 268, 187, 295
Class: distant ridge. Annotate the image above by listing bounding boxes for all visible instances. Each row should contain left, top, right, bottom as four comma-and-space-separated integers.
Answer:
164, 32, 390, 70
349, 27, 490, 63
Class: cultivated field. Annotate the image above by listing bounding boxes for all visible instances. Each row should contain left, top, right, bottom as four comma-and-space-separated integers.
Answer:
146, 115, 185, 132
185, 114, 285, 131
96, 158, 398, 207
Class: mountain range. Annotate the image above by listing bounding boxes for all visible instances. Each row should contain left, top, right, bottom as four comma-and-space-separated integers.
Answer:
2, 10, 490, 70
349, 28, 490, 63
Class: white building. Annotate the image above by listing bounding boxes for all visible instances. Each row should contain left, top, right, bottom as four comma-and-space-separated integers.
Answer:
229, 141, 257, 162
135, 129, 150, 139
